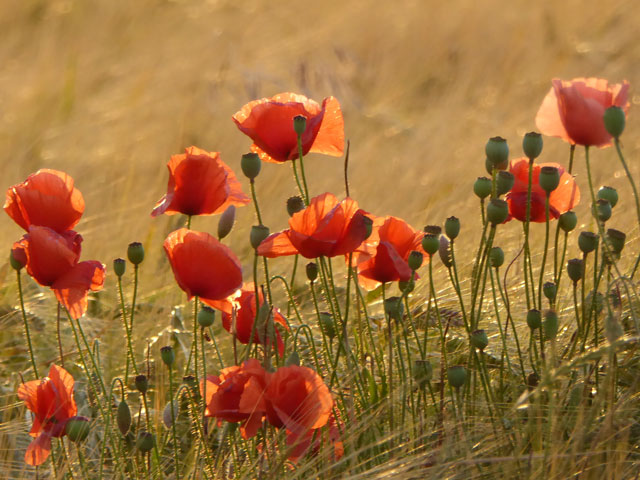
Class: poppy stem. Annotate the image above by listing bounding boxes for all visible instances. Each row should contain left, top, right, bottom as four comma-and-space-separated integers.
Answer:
186, 215, 192, 229
296, 133, 311, 203
16, 270, 38, 378
344, 140, 351, 197
75, 442, 89, 480
290, 159, 308, 206
250, 179, 264, 225
523, 157, 536, 310
56, 302, 64, 367
538, 194, 551, 310
167, 363, 180, 480
128, 263, 141, 379
118, 272, 139, 386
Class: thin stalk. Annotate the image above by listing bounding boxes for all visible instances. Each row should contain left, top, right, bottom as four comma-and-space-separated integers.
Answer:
290, 159, 307, 205
296, 133, 311, 203
538, 194, 551, 310
523, 157, 535, 309
118, 274, 139, 384
16, 271, 38, 377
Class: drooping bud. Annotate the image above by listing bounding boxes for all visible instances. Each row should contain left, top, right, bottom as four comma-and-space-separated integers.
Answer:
594, 199, 612, 223
485, 136, 509, 167
286, 196, 305, 217
413, 359, 433, 388
160, 346, 175, 367
117, 400, 132, 435
422, 234, 439, 256
134, 375, 148, 394
286, 351, 301, 367
559, 211, 577, 232
383, 297, 404, 322
578, 231, 599, 254
606, 228, 626, 254
217, 205, 236, 240
522, 132, 543, 160
489, 246, 504, 268
543, 309, 558, 340
10, 248, 26, 271
319, 312, 335, 340
438, 235, 452, 268
470, 329, 489, 351
597, 186, 619, 208
306, 262, 318, 282
250, 225, 270, 249
473, 176, 492, 199
127, 242, 144, 265
293, 115, 307, 136
603, 106, 625, 138
447, 365, 467, 389
197, 306, 215, 328
113, 258, 126, 277
526, 309, 542, 330
496, 171, 515, 196
543, 282, 557, 302
136, 432, 155, 453
486, 198, 509, 225
408, 250, 423, 271
567, 258, 584, 283
444, 216, 460, 240
539, 166, 560, 194
241, 153, 261, 180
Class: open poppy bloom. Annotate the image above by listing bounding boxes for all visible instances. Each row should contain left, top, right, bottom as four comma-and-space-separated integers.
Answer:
257, 193, 372, 259
232, 92, 344, 163
506, 158, 580, 222
4, 169, 84, 233
12, 226, 105, 319
206, 283, 289, 357
265, 365, 333, 437
200, 359, 269, 439
286, 413, 344, 463
151, 146, 249, 217
17, 364, 77, 466
163, 228, 243, 302
355, 216, 426, 289
535, 77, 630, 147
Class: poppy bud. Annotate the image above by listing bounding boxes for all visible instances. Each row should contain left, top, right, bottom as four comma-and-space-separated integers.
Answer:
423, 225, 442, 235
578, 231, 599, 254
470, 329, 489, 351
543, 282, 557, 302
117, 400, 132, 435
567, 258, 584, 283
399, 280, 415, 293
487, 198, 509, 225
113, 258, 126, 277
241, 153, 261, 180
447, 365, 467, 389
422, 234, 439, 255
65, 416, 91, 443
485, 136, 509, 167
485, 156, 508, 174
197, 305, 215, 327
444, 216, 460, 240
413, 359, 433, 388
9, 249, 25, 271
293, 115, 307, 135
160, 345, 175, 367
496, 171, 515, 196
527, 372, 540, 389
408, 250, 423, 271
603, 106, 625, 138
522, 132, 543, 160
489, 246, 504, 268
135, 375, 148, 394
526, 309, 542, 330
594, 199, 612, 223
136, 432, 155, 453
127, 242, 145, 265
286, 196, 305, 217
606, 228, 626, 254
539, 166, 560, 193
438, 236, 452, 268
384, 296, 404, 322
363, 215, 374, 240
319, 312, 335, 340
286, 351, 300, 367
217, 205, 236, 240
473, 176, 492, 199
543, 309, 558, 340
597, 186, 619, 208
559, 211, 577, 232
250, 225, 270, 249
306, 262, 318, 282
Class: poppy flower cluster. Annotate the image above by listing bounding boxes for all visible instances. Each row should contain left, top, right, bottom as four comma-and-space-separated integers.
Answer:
5, 170, 105, 318
18, 365, 77, 466
200, 359, 338, 461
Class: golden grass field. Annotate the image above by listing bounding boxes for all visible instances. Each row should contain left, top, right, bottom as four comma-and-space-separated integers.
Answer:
2, 0, 640, 477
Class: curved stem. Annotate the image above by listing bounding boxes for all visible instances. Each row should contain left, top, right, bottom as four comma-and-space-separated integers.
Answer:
16, 271, 38, 377
250, 179, 263, 225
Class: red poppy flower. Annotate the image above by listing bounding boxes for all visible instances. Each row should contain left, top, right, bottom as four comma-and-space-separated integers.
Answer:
257, 193, 371, 259
17, 364, 77, 466
232, 92, 344, 163
265, 365, 333, 436
536, 78, 630, 147
12, 226, 105, 319
355, 216, 426, 289
506, 158, 580, 222
205, 283, 289, 356
163, 228, 243, 302
286, 413, 344, 463
200, 359, 269, 439
151, 146, 249, 217
4, 169, 84, 233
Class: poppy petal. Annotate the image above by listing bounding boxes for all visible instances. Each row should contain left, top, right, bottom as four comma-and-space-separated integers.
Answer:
53, 261, 105, 319
25, 433, 52, 466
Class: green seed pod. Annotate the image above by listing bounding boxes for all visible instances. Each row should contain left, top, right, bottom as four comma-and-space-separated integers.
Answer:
250, 225, 270, 249
408, 250, 423, 271
543, 282, 557, 302
558, 211, 577, 232
489, 246, 504, 268
135, 375, 148, 394
526, 309, 542, 330
286, 196, 305, 217
65, 416, 91, 442
136, 432, 155, 453
319, 312, 335, 340
423, 225, 442, 236
413, 359, 433, 388
217, 205, 236, 240
578, 231, 599, 254
567, 258, 584, 283
485, 136, 509, 167
306, 262, 318, 282
606, 228, 626, 254
160, 346, 175, 367
127, 242, 144, 265
113, 258, 126, 277
9, 249, 26, 271
543, 309, 559, 340
539, 166, 560, 193
241, 152, 261, 180
197, 306, 215, 328
293, 115, 307, 135
286, 351, 300, 367
399, 279, 415, 293
496, 171, 515, 196
363, 215, 374, 240
594, 199, 612, 222
473, 176, 492, 199
522, 132, 543, 160
603, 106, 625, 138
383, 296, 404, 322
597, 186, 619, 208
485, 156, 508, 174
486, 198, 509, 225
438, 235, 452, 268
470, 329, 489, 351
447, 365, 467, 389
422, 234, 439, 255
444, 216, 460, 240
117, 400, 132, 436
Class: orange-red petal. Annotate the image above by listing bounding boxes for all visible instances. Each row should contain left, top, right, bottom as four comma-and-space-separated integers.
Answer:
53, 261, 106, 319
